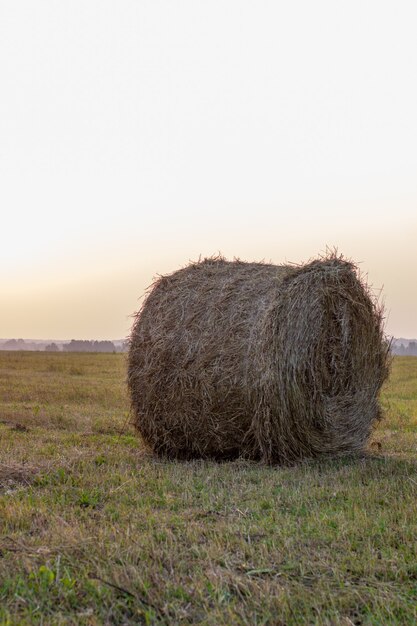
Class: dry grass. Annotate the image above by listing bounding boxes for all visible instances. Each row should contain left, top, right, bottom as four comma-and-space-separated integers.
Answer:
0, 462, 40, 495
0, 351, 416, 624
128, 254, 390, 463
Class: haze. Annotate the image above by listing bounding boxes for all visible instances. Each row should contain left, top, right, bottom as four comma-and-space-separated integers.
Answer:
1, 1, 416, 340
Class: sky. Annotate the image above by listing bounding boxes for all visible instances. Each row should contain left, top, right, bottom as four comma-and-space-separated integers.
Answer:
1, 0, 416, 340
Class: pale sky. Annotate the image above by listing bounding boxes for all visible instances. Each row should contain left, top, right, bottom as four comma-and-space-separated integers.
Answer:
1, 0, 416, 340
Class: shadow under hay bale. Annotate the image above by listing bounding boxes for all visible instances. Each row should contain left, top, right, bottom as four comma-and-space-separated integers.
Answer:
128, 254, 390, 464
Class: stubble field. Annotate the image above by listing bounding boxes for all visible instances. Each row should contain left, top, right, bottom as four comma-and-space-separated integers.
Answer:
0, 352, 416, 625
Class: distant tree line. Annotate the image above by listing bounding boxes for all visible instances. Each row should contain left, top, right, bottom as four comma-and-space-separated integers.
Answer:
63, 340, 118, 353
45, 343, 59, 352
392, 341, 417, 356
1, 339, 29, 350
0, 339, 127, 353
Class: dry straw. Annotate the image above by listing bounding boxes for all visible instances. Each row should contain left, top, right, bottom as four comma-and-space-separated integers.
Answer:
128, 253, 390, 464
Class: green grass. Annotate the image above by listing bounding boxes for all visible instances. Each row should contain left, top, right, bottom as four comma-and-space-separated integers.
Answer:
0, 352, 416, 625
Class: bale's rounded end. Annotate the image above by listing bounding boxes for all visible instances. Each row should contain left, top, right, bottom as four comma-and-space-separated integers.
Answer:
128, 254, 390, 463
251, 255, 390, 463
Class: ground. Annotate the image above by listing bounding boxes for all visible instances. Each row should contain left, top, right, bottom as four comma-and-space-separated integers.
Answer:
0, 352, 416, 625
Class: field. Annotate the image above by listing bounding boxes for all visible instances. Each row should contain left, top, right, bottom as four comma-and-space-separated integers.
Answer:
0, 352, 416, 625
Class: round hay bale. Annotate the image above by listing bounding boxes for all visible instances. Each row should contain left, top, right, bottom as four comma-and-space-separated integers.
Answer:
128, 254, 390, 464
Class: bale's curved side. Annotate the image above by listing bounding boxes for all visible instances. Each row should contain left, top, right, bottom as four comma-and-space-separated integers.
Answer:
128, 255, 390, 463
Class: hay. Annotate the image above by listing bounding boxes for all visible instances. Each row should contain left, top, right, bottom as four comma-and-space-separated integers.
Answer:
128, 254, 390, 464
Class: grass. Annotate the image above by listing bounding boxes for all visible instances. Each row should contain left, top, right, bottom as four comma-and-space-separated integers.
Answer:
0, 352, 416, 625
